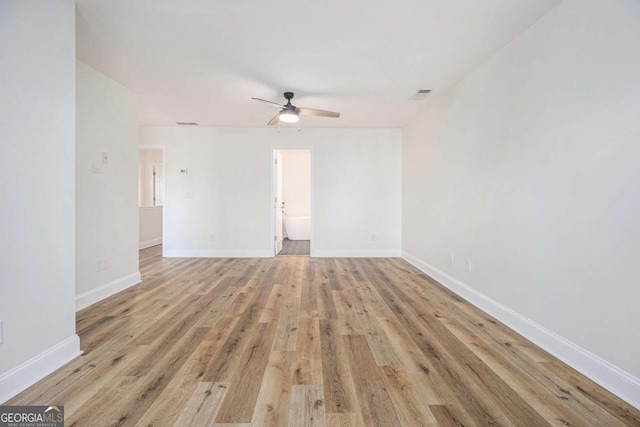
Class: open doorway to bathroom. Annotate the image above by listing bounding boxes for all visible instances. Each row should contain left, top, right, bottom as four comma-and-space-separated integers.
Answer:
273, 149, 311, 256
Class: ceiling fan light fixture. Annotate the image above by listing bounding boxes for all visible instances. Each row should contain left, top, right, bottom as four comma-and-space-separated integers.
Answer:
279, 108, 299, 123
253, 92, 339, 126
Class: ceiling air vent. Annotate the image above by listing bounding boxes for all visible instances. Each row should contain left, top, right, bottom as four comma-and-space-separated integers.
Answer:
409, 89, 432, 101
176, 122, 198, 126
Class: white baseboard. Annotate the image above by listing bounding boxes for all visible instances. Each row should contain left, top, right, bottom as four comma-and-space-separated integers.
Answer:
163, 249, 272, 258
0, 335, 82, 404
402, 251, 640, 410
76, 271, 142, 311
164, 249, 400, 258
312, 249, 401, 258
139, 237, 162, 250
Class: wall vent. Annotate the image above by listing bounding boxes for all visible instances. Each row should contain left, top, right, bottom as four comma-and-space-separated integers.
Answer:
409, 89, 432, 101
176, 122, 198, 126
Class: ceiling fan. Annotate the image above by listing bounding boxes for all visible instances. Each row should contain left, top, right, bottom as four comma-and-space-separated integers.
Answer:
252, 92, 340, 126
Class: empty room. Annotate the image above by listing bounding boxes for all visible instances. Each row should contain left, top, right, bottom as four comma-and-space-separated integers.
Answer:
1, 0, 639, 426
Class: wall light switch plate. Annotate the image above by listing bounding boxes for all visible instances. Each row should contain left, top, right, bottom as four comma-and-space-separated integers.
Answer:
102, 152, 109, 164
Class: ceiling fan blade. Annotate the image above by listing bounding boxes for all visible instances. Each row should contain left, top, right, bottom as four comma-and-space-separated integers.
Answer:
252, 97, 285, 108
267, 114, 280, 126
296, 107, 340, 118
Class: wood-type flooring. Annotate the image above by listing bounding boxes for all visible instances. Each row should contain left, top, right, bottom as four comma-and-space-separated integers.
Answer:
8, 245, 640, 426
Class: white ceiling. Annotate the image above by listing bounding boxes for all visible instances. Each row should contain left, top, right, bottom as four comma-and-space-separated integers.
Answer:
76, 0, 561, 128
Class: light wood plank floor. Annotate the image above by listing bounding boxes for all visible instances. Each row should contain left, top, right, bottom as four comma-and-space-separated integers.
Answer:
9, 245, 640, 426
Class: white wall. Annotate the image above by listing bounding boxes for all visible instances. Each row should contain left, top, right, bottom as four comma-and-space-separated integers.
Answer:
139, 207, 163, 249
140, 127, 401, 257
281, 150, 311, 217
76, 61, 140, 308
403, 0, 640, 405
0, 0, 80, 402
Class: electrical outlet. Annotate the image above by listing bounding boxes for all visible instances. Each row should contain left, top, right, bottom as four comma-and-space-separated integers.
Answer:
466, 259, 472, 272
91, 164, 102, 174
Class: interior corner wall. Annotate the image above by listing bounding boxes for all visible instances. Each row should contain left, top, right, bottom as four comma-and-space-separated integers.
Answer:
139, 127, 401, 257
0, 0, 80, 401
76, 61, 140, 309
402, 0, 640, 403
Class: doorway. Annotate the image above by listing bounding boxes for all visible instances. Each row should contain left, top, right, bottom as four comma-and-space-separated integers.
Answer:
273, 149, 312, 256
139, 146, 165, 251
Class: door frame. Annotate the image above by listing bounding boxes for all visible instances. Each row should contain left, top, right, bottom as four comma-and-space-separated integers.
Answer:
139, 144, 166, 257
270, 147, 315, 257
149, 163, 164, 206
274, 151, 284, 255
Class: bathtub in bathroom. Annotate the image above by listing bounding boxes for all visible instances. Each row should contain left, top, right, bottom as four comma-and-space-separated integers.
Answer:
283, 214, 310, 240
